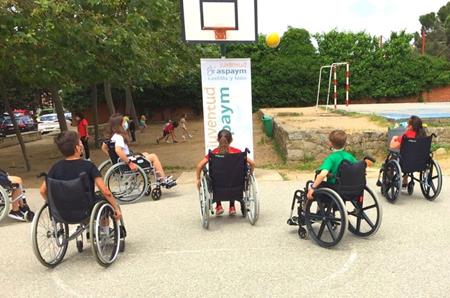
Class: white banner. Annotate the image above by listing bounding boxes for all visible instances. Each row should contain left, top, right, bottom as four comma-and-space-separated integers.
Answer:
201, 58, 254, 159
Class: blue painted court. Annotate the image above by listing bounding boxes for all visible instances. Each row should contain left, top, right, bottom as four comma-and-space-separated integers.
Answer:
336, 102, 450, 121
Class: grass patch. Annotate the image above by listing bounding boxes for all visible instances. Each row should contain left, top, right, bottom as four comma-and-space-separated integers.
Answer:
431, 143, 450, 152
272, 140, 286, 163
321, 107, 392, 128
164, 165, 192, 171
279, 171, 289, 181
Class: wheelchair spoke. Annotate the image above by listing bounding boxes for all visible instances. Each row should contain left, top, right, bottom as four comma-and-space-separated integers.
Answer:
325, 220, 337, 241
356, 216, 361, 232
362, 204, 377, 211
317, 221, 326, 239
360, 211, 375, 228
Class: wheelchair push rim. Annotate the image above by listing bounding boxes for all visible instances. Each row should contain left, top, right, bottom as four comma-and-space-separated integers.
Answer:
382, 160, 402, 203
31, 204, 69, 268
199, 176, 210, 229
105, 163, 148, 203
246, 174, 259, 225
90, 202, 121, 267
305, 188, 348, 248
420, 159, 443, 201
98, 159, 113, 178
346, 187, 382, 237
0, 186, 10, 223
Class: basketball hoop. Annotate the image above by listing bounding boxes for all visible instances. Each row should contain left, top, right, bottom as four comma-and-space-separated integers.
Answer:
203, 27, 235, 40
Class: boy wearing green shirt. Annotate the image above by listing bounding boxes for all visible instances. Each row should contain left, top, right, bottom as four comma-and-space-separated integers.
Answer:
307, 130, 357, 200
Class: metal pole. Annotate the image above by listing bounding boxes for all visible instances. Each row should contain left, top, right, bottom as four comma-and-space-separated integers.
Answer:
326, 66, 333, 111
316, 66, 324, 110
220, 43, 226, 58
346, 63, 350, 107
333, 66, 337, 109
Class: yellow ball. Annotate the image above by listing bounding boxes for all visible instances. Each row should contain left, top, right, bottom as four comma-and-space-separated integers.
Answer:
266, 32, 280, 48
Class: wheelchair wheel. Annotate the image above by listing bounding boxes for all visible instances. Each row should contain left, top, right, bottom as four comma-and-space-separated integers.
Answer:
420, 159, 442, 201
346, 187, 382, 237
105, 163, 148, 203
407, 181, 414, 196
98, 160, 112, 178
245, 174, 259, 225
31, 204, 69, 268
304, 188, 348, 248
0, 186, 10, 223
151, 187, 162, 200
90, 201, 121, 267
199, 176, 210, 229
382, 159, 402, 203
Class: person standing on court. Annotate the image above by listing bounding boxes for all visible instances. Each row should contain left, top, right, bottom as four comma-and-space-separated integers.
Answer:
75, 112, 90, 161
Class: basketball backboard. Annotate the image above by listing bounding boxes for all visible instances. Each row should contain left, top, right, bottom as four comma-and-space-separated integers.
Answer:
180, 0, 258, 43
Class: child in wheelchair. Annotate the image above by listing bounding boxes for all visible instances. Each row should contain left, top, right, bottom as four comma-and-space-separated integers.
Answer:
0, 171, 34, 222
389, 115, 427, 188
307, 130, 359, 200
40, 131, 122, 221
196, 129, 255, 216
102, 113, 176, 188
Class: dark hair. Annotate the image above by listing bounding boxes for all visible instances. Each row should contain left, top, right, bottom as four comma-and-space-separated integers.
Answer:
54, 131, 80, 157
408, 115, 427, 138
172, 121, 179, 128
108, 113, 130, 144
329, 130, 347, 149
75, 112, 85, 120
217, 129, 233, 154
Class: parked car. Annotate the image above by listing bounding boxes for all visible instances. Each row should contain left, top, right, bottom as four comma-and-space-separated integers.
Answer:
0, 116, 26, 135
20, 115, 38, 131
38, 113, 70, 134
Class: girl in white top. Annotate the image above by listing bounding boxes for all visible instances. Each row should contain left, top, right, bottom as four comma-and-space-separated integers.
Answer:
102, 113, 175, 186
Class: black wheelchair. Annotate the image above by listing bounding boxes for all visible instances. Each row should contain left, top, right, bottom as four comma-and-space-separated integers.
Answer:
377, 134, 442, 203
101, 141, 175, 203
198, 151, 259, 229
0, 170, 33, 222
31, 173, 126, 268
287, 158, 382, 248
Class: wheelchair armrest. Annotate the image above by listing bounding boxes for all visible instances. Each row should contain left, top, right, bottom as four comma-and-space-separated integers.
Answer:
363, 156, 376, 163
37, 172, 48, 178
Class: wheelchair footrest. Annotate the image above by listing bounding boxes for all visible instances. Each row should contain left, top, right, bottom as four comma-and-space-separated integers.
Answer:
287, 217, 299, 226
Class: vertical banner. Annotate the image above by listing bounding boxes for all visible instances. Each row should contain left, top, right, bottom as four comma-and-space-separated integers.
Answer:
201, 58, 254, 159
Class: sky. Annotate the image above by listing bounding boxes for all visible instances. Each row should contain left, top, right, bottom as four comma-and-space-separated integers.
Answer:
258, 0, 448, 38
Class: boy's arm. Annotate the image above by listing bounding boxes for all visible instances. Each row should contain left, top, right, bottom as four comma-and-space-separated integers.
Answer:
39, 181, 47, 200
246, 157, 256, 172
307, 170, 329, 199
101, 143, 109, 155
95, 177, 121, 219
115, 146, 137, 171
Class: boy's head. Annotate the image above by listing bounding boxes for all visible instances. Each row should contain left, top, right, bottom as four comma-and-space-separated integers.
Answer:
329, 130, 347, 149
54, 131, 82, 157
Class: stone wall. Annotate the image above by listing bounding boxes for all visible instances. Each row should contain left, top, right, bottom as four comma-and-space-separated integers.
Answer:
274, 121, 387, 162
0, 131, 42, 149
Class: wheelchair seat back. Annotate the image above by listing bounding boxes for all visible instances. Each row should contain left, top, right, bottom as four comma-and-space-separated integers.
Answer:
104, 141, 120, 164
46, 172, 94, 224
400, 135, 432, 173
335, 160, 366, 199
0, 169, 11, 189
209, 152, 247, 201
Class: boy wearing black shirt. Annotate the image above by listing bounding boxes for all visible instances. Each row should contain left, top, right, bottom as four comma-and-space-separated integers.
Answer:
40, 131, 121, 219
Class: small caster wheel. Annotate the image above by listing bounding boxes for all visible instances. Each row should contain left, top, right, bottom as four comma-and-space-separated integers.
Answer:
76, 240, 83, 253
407, 181, 414, 196
119, 240, 125, 253
145, 190, 151, 196
151, 188, 162, 200
298, 227, 307, 239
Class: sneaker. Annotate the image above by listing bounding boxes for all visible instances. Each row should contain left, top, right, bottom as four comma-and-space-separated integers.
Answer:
165, 140, 170, 143
20, 204, 30, 214
216, 205, 224, 216
173, 140, 178, 143
229, 206, 236, 216
8, 210, 26, 222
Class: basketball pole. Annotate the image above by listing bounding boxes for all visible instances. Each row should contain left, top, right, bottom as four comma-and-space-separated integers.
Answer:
220, 43, 226, 58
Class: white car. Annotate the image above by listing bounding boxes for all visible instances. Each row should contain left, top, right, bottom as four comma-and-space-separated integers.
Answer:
38, 114, 71, 134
